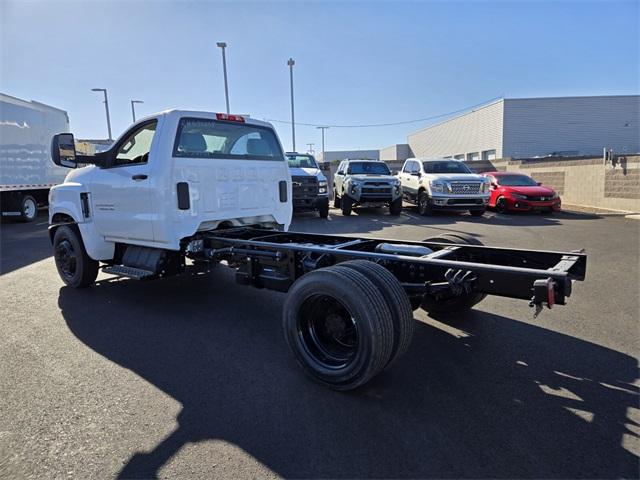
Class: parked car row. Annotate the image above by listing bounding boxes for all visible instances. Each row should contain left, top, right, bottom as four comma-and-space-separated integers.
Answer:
288, 156, 561, 218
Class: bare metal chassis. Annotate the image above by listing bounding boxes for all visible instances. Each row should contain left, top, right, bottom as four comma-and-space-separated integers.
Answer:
189, 227, 587, 311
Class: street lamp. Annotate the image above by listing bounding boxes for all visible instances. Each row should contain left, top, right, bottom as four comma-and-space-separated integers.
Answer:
130, 100, 144, 122
306, 143, 315, 154
317, 126, 329, 163
91, 88, 112, 141
287, 58, 296, 151
216, 42, 230, 114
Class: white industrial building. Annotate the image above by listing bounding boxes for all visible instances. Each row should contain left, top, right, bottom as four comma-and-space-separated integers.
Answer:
407, 95, 640, 160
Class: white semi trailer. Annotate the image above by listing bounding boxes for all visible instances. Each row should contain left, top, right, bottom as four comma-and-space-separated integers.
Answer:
1, 93, 70, 221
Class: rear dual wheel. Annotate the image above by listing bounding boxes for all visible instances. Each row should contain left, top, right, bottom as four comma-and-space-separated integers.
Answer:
283, 261, 414, 390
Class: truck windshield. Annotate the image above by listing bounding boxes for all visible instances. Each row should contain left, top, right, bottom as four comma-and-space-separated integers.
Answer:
423, 161, 472, 174
287, 154, 318, 169
173, 118, 284, 161
496, 174, 539, 186
347, 162, 390, 175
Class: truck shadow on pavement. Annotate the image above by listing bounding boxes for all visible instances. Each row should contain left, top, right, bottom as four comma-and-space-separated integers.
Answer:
58, 268, 639, 479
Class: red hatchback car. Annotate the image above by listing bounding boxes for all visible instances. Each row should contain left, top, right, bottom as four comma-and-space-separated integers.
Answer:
483, 172, 561, 213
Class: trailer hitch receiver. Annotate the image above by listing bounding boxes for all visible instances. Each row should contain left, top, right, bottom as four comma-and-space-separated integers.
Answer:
530, 278, 556, 318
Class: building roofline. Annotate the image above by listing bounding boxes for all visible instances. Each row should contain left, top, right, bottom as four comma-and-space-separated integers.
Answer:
1, 92, 69, 117
407, 94, 639, 138
407, 98, 504, 137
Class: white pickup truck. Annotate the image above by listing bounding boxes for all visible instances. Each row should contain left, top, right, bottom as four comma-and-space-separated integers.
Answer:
48, 111, 586, 391
399, 158, 490, 216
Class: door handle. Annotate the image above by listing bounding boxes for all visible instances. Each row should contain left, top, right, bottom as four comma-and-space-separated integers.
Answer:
132, 174, 148, 181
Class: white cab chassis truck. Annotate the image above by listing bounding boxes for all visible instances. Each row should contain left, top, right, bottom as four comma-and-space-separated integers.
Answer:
1, 93, 71, 221
49, 110, 587, 391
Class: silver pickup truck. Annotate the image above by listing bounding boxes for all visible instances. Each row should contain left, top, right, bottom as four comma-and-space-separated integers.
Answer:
399, 158, 490, 216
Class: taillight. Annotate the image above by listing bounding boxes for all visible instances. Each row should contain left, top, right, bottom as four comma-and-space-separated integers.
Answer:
216, 113, 245, 122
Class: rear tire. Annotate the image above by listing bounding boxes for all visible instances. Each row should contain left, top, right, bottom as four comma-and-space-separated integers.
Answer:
418, 192, 432, 216
389, 197, 402, 216
53, 225, 99, 288
19, 195, 38, 222
283, 265, 395, 390
420, 233, 486, 315
341, 195, 353, 216
337, 260, 414, 365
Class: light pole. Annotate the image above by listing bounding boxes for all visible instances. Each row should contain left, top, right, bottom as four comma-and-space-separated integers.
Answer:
216, 42, 230, 114
287, 58, 296, 151
130, 100, 143, 122
91, 88, 112, 141
317, 126, 329, 163
306, 143, 315, 154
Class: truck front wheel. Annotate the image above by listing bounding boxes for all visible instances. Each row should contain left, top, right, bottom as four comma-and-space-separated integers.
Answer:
333, 189, 341, 208
53, 225, 99, 288
317, 198, 329, 219
418, 192, 432, 216
341, 195, 353, 216
283, 265, 395, 390
389, 197, 402, 216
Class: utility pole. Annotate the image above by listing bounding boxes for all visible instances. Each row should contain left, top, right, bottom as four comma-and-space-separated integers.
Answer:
306, 143, 315, 154
217, 42, 230, 113
91, 88, 112, 141
130, 100, 143, 122
287, 58, 296, 151
316, 126, 329, 163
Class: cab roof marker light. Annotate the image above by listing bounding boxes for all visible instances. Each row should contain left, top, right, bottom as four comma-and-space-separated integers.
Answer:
216, 113, 245, 122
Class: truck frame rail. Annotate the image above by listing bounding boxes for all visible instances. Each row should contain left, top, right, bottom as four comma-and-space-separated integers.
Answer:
189, 227, 586, 310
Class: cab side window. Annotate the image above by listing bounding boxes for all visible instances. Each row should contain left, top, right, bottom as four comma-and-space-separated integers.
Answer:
402, 161, 413, 173
114, 121, 158, 167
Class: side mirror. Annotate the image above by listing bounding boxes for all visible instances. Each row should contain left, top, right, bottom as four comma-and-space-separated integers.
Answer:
51, 133, 77, 168
336, 171, 344, 176
490, 183, 497, 190
411, 171, 421, 177
391, 170, 398, 176
537, 182, 542, 186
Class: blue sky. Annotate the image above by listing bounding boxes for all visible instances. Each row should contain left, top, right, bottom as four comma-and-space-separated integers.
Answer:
1, 0, 638, 152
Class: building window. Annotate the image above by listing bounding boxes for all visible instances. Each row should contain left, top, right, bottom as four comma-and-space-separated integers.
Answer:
466, 152, 479, 161
453, 154, 465, 160
482, 149, 496, 161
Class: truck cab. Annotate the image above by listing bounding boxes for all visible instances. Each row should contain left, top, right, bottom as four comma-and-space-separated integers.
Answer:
48, 110, 291, 286
399, 158, 490, 216
286, 152, 329, 218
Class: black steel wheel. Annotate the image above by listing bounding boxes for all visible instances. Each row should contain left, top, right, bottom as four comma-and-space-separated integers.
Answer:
53, 225, 99, 288
418, 192, 432, 216
420, 233, 487, 315
283, 265, 395, 390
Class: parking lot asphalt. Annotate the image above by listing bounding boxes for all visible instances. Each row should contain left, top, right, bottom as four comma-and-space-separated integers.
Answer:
1, 206, 638, 479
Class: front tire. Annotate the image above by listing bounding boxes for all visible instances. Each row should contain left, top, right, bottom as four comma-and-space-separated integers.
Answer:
53, 225, 99, 288
283, 265, 395, 390
495, 197, 508, 214
469, 208, 486, 217
333, 189, 341, 208
418, 192, 432, 216
341, 195, 353, 216
19, 195, 38, 222
317, 198, 329, 219
389, 197, 402, 216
